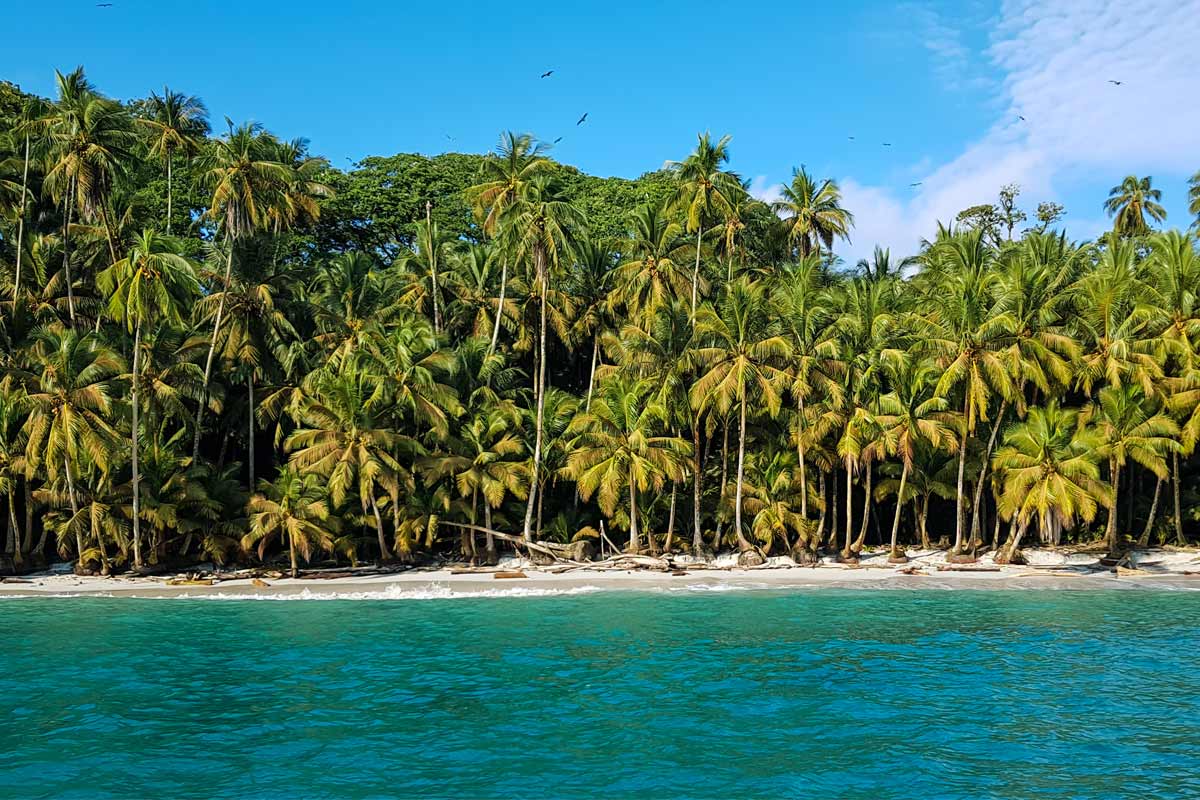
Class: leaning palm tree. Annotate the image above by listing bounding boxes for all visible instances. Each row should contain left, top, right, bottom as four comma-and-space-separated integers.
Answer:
669, 132, 742, 316
690, 279, 791, 558
992, 404, 1109, 563
773, 167, 855, 259
137, 87, 209, 234
192, 120, 289, 462
24, 326, 123, 571
1104, 175, 1167, 237
872, 356, 958, 562
97, 230, 199, 568
565, 375, 690, 552
244, 468, 336, 578
1085, 385, 1178, 554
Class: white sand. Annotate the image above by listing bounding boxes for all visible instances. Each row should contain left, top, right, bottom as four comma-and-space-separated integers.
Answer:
2, 548, 1199, 599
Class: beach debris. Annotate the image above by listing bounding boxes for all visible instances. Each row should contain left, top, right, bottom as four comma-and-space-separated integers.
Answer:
166, 578, 215, 586
896, 566, 925, 575
1116, 566, 1153, 577
935, 564, 1002, 572
252, 578, 270, 588
494, 571, 528, 580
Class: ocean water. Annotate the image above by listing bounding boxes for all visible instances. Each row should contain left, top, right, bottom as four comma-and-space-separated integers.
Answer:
2, 588, 1199, 799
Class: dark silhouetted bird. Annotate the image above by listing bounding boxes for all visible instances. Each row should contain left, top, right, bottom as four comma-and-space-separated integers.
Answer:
848, 136, 855, 140
96, 2, 113, 5
882, 142, 892, 146
541, 70, 554, 79
1018, 115, 1026, 121
553, 137, 563, 144
577, 113, 588, 126
1108, 80, 1122, 85
910, 182, 922, 187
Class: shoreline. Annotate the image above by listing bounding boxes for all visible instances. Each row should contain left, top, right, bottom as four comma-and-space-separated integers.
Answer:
3, 548, 1199, 598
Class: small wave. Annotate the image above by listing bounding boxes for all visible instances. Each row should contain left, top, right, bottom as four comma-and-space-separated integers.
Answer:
160, 582, 608, 601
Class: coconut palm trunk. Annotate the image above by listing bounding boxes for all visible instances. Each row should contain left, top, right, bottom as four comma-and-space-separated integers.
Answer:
131, 319, 143, 568
1138, 478, 1163, 547
952, 394, 969, 552
488, 259, 508, 355
585, 332, 599, 412
853, 466, 873, 553
247, 377, 255, 488
692, 417, 704, 553
371, 495, 391, 560
691, 227, 702, 317
627, 480, 639, 552
889, 462, 909, 561
996, 518, 1029, 564
1173, 451, 1184, 545
13, 132, 29, 300
733, 394, 753, 552
842, 461, 854, 558
63, 459, 84, 570
1106, 457, 1121, 553
193, 238, 234, 463
664, 482, 677, 553
796, 395, 808, 521
166, 152, 173, 235
62, 185, 76, 324
969, 399, 1007, 550
522, 253, 548, 542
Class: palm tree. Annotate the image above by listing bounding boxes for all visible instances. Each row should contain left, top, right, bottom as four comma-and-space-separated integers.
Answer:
1104, 175, 1167, 237
992, 404, 1109, 563
669, 132, 741, 316
137, 87, 209, 234
741, 449, 806, 554
24, 326, 123, 571
612, 201, 693, 323
468, 132, 551, 354
565, 375, 690, 552
507, 176, 585, 541
773, 167, 855, 259
244, 468, 336, 577
192, 120, 289, 461
7, 95, 48, 301
690, 279, 791, 557
399, 216, 457, 334
872, 356, 957, 561
1086, 385, 1178, 554
0, 378, 29, 567
1189, 171, 1200, 230
285, 369, 405, 560
97, 230, 199, 567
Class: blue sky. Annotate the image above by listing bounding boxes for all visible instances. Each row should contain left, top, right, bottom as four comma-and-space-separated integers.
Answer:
3, 0, 1198, 260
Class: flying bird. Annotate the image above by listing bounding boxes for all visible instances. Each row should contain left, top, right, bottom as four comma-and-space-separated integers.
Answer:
1018, 115, 1026, 121
1108, 80, 1122, 85
96, 2, 113, 5
910, 182, 923, 187
540, 70, 554, 79
882, 142, 892, 146
445, 133, 454, 141
848, 136, 855, 140
576, 113, 588, 126
553, 137, 563, 144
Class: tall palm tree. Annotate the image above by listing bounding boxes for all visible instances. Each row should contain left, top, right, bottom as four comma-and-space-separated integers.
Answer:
992, 404, 1109, 563
1104, 175, 1167, 237
399, 217, 457, 334
97, 230, 199, 567
192, 120, 289, 461
773, 167, 855, 259
1086, 385, 1177, 554
690, 279, 791, 557
565, 375, 690, 552
669, 132, 741, 316
612, 201, 693, 323
468, 132, 551, 354
137, 87, 209, 235
24, 326, 123, 571
244, 468, 336, 578
8, 95, 48, 301
872, 356, 957, 561
508, 176, 585, 541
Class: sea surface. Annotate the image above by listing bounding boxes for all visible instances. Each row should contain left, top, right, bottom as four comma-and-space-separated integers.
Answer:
2, 587, 1199, 799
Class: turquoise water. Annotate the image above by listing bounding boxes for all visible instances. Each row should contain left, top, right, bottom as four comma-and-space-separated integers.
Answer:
2, 589, 1199, 799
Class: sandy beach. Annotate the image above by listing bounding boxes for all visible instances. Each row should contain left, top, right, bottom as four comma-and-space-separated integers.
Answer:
3, 547, 1199, 598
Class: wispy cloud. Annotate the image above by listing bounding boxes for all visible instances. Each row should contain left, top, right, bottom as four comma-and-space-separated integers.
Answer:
826, 0, 1200, 262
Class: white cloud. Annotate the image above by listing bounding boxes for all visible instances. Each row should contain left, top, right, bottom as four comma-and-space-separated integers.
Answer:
829, 0, 1200, 262
747, 175, 784, 205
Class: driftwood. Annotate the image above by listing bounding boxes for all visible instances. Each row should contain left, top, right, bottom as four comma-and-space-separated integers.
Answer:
166, 578, 214, 586
493, 571, 528, 579
252, 578, 270, 588
935, 564, 1001, 572
438, 522, 569, 560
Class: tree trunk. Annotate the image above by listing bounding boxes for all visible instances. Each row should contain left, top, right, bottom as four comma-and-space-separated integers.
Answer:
733, 394, 752, 552
1106, 457, 1121, 554
247, 377, 255, 488
194, 238, 235, 464
98, 202, 120, 268
691, 226, 702, 317
64, 459, 84, 569
952, 393, 970, 553
62, 186, 76, 324
664, 482, 677, 553
996, 518, 1029, 564
627, 479, 639, 552
166, 153, 173, 236
814, 472, 827, 548
371, 495, 391, 560
969, 399, 1007, 550
131, 319, 143, 568
585, 332, 599, 412
853, 465, 873, 553
522, 255, 548, 542
288, 528, 298, 578
13, 133, 29, 300
488, 259, 508, 355
24, 480, 36, 556
484, 503, 498, 564
7, 492, 22, 567
920, 493, 931, 549
842, 461, 854, 558
1138, 477, 1163, 547
797, 394, 808, 521
426, 203, 441, 335
829, 468, 839, 548
1173, 451, 1185, 545
692, 417, 704, 553
715, 415, 730, 545
889, 462, 909, 561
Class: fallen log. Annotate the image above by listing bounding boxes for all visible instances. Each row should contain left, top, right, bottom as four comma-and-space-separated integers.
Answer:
494, 571, 528, 580
935, 564, 1002, 572
438, 522, 567, 560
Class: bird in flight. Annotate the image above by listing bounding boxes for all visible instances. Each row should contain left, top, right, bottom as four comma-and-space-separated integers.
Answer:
1108, 80, 1122, 85
553, 137, 563, 144
910, 182, 923, 187
882, 142, 892, 146
576, 113, 588, 126
540, 70, 554, 79
445, 133, 454, 141
1018, 115, 1026, 121
848, 136, 855, 140
96, 2, 113, 6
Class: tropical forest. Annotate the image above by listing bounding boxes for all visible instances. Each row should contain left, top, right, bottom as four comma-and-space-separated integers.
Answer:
3, 68, 1200, 576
